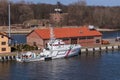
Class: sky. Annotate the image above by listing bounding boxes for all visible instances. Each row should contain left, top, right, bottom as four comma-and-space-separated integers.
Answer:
12, 0, 120, 6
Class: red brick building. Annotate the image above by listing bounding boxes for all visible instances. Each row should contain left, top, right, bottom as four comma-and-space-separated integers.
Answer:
49, 7, 68, 26
26, 26, 102, 49
50, 13, 68, 24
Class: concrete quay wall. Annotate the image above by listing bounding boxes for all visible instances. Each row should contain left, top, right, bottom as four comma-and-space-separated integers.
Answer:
0, 44, 120, 62
80, 44, 120, 56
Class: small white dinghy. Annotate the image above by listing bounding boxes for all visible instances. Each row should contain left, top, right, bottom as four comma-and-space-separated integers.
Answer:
16, 51, 44, 62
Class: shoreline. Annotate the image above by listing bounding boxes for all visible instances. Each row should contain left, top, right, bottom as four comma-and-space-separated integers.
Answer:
96, 28, 120, 32
0, 28, 120, 34
0, 29, 32, 34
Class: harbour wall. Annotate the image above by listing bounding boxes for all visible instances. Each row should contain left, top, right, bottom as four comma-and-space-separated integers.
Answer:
0, 51, 40, 62
0, 53, 16, 62
80, 45, 120, 56
0, 45, 120, 62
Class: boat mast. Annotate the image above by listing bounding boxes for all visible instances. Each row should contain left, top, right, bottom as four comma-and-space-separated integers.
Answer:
50, 24, 55, 50
8, 2, 11, 45
50, 25, 55, 42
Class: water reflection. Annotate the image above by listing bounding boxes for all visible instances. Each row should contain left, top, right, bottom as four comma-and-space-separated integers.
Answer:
0, 51, 120, 80
0, 62, 11, 80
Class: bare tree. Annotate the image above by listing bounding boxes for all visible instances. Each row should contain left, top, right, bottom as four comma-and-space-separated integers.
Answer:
0, 0, 8, 25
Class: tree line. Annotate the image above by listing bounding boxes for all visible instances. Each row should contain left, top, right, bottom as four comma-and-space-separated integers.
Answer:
0, 0, 120, 29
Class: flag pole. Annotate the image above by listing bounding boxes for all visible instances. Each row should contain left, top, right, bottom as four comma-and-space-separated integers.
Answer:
8, 2, 11, 45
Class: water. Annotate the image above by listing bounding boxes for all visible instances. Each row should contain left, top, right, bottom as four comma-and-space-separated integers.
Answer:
11, 34, 26, 44
102, 31, 120, 39
1, 51, 120, 80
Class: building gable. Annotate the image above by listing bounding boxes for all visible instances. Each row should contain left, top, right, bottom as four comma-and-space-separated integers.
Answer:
27, 30, 44, 48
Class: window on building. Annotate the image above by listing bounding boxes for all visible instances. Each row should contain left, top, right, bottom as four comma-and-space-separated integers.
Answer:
79, 37, 86, 40
1, 35, 4, 38
60, 18, 63, 20
87, 36, 94, 39
1, 42, 6, 45
1, 48, 6, 51
96, 39, 100, 43
33, 42, 36, 46
71, 38, 77, 44
63, 38, 69, 41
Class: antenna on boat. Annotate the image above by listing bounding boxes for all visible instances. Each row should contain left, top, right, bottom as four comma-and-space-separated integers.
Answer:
8, 1, 11, 45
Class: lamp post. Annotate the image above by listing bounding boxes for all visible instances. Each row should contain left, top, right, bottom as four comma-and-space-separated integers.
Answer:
8, 1, 11, 45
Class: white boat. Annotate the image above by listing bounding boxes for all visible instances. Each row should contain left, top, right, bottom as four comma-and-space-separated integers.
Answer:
16, 39, 81, 62
16, 27, 81, 62
16, 51, 44, 62
40, 39, 81, 60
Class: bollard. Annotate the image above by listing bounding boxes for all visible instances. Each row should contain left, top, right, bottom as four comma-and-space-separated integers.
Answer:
79, 49, 81, 55
112, 46, 114, 52
86, 48, 88, 56
9, 56, 12, 60
99, 47, 102, 53
6, 56, 8, 61
106, 46, 108, 53
118, 45, 120, 51
93, 48, 95, 54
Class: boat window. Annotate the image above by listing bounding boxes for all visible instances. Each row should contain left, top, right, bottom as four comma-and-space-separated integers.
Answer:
46, 48, 50, 50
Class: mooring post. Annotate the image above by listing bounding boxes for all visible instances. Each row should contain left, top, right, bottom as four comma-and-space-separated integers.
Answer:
112, 46, 114, 52
9, 56, 12, 60
79, 49, 81, 55
93, 48, 95, 55
86, 48, 88, 56
6, 56, 8, 61
118, 45, 120, 51
99, 47, 102, 53
13, 56, 16, 60
106, 46, 108, 53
